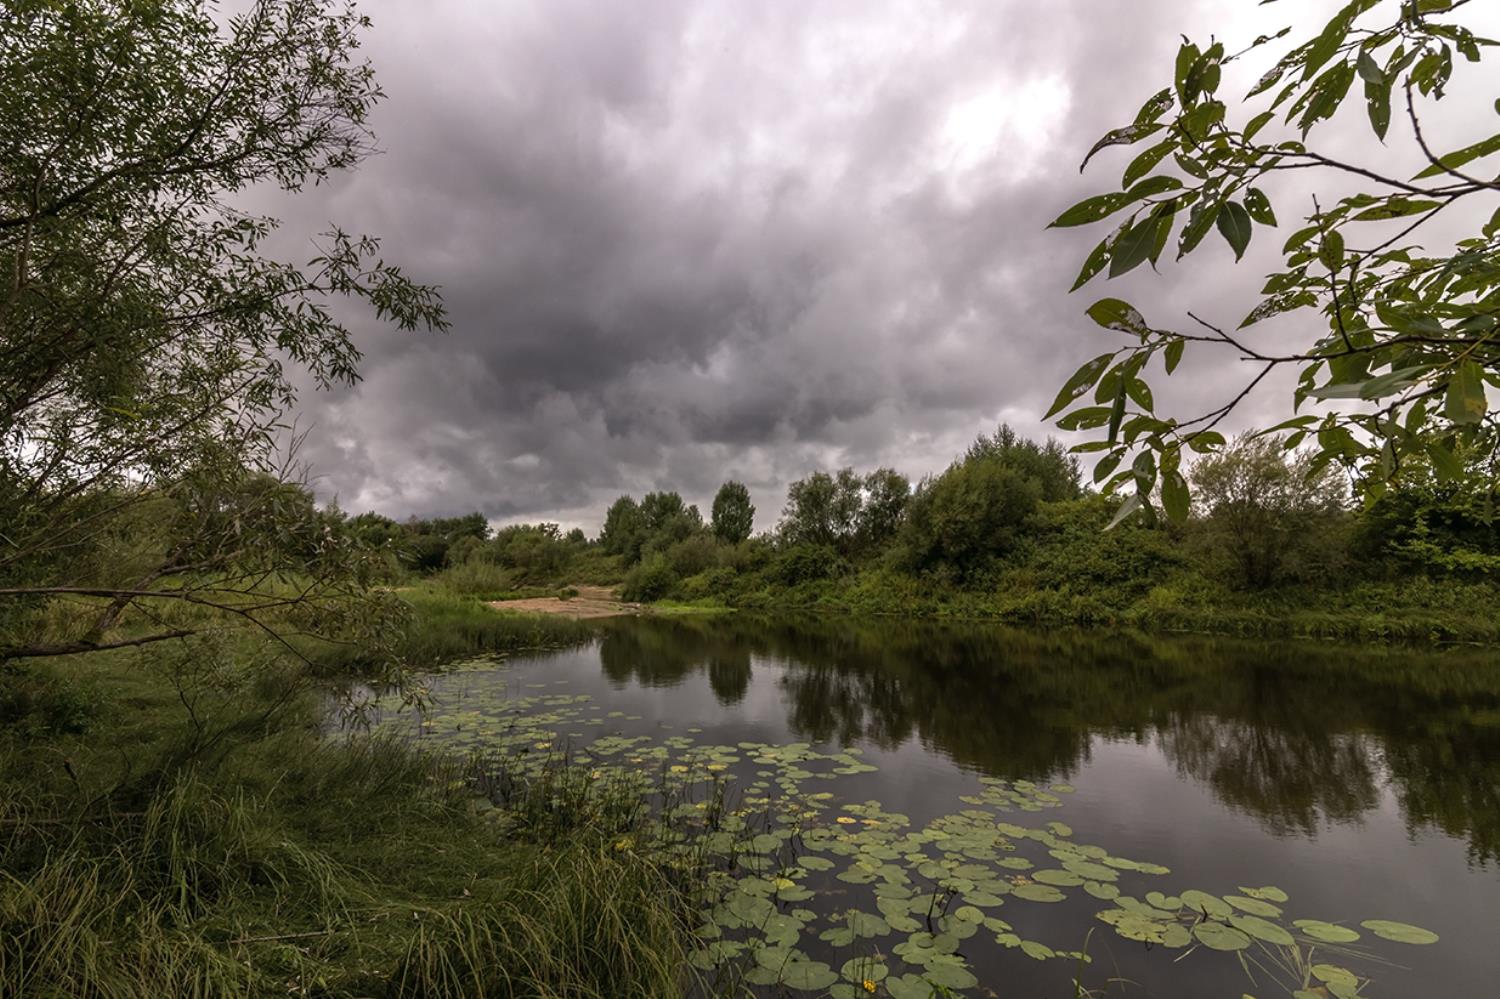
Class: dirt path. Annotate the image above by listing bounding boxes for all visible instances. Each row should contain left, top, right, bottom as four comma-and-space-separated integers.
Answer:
486, 585, 641, 620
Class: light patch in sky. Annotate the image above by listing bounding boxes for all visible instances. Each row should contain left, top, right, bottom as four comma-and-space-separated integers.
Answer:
938, 75, 1070, 183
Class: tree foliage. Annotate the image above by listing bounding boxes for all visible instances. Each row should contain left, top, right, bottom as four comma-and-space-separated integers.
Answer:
710, 481, 755, 544
1049, 0, 1500, 521
1190, 434, 1350, 589
0, 1, 445, 664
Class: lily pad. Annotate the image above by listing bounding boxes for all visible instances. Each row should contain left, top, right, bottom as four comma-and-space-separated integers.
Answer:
1180, 889, 1232, 919
1294, 920, 1361, 944
1226, 894, 1282, 918
840, 957, 890, 984
1230, 914, 1295, 946
1193, 922, 1252, 952
1011, 883, 1066, 903
1360, 919, 1439, 945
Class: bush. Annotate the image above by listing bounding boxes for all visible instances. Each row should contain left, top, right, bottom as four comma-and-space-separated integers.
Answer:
773, 544, 845, 585
620, 554, 679, 602
662, 534, 724, 578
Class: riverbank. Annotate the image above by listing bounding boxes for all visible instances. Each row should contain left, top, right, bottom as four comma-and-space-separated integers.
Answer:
657, 567, 1500, 645
0, 629, 697, 998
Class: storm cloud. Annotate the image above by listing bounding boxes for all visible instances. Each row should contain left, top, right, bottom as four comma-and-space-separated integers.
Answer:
274, 0, 1500, 530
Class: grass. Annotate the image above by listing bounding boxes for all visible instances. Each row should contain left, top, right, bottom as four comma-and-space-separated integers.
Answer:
393, 589, 597, 668
0, 638, 700, 999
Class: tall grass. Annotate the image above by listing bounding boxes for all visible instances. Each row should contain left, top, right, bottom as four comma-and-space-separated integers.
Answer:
395, 590, 597, 667
0, 654, 698, 999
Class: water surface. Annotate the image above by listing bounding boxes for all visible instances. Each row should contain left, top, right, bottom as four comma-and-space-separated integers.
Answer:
388, 615, 1500, 998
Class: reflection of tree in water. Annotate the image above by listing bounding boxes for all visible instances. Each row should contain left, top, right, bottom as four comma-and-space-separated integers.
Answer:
1383, 720, 1500, 865
593, 615, 1500, 861
1159, 717, 1379, 835
707, 652, 752, 705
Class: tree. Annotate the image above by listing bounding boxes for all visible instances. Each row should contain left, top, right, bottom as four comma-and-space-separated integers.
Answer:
965, 425, 1082, 502
900, 459, 1041, 579
779, 468, 864, 551
711, 481, 755, 544
0, 2, 445, 664
1048, 1, 1500, 522
857, 468, 911, 548
1190, 434, 1349, 589
599, 496, 645, 558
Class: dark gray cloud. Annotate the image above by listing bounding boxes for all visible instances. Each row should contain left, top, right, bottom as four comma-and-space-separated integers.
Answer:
274, 0, 1500, 530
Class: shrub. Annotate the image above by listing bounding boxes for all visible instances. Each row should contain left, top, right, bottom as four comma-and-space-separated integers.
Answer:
773, 544, 845, 585
620, 555, 679, 602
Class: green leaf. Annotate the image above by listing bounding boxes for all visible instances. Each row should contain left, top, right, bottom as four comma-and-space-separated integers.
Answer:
1359, 920, 1439, 945
1071, 237, 1112, 291
1125, 377, 1154, 411
1086, 298, 1147, 333
1319, 230, 1345, 272
1414, 132, 1500, 179
1244, 188, 1277, 226
1050, 193, 1128, 228
1356, 50, 1385, 84
1164, 338, 1185, 374
1353, 198, 1442, 221
1445, 362, 1487, 425
1161, 469, 1190, 522
1105, 493, 1143, 530
1175, 41, 1202, 103
1046, 353, 1115, 418
1244, 110, 1276, 141
1108, 217, 1162, 277
1426, 441, 1465, 482
1178, 200, 1220, 258
1080, 124, 1162, 173
1366, 77, 1393, 140
1216, 201, 1253, 261
1122, 140, 1175, 188
1107, 382, 1127, 444
1125, 175, 1183, 200
1187, 430, 1226, 452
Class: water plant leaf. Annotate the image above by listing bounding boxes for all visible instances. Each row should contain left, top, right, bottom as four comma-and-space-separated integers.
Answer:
1230, 914, 1295, 946
1180, 889, 1232, 918
1011, 883, 1066, 903
1193, 922, 1252, 952
1293, 919, 1361, 944
1238, 885, 1289, 903
1226, 895, 1282, 918
1360, 919, 1438, 944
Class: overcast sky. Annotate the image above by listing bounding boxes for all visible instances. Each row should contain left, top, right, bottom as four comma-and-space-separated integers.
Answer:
276, 0, 1500, 532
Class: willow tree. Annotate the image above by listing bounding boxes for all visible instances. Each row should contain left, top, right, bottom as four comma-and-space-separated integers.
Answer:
1049, 0, 1499, 524
0, 1, 446, 664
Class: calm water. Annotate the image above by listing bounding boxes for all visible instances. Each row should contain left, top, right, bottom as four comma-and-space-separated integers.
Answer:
390, 615, 1500, 998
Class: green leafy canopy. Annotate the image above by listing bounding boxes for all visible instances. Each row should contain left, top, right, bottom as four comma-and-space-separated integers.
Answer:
1048, 0, 1500, 522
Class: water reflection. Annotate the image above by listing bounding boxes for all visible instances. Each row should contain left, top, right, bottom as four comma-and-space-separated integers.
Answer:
595, 614, 1500, 863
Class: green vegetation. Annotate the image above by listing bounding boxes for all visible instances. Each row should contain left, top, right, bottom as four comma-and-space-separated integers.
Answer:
1048, 0, 1500, 516
425, 424, 1498, 643
1, 0, 445, 671
0, 635, 699, 998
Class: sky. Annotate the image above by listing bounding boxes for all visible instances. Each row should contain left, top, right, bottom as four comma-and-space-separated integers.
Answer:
273, 0, 1500, 533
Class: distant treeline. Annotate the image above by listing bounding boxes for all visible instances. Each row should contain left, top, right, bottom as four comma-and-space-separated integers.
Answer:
354, 425, 1500, 640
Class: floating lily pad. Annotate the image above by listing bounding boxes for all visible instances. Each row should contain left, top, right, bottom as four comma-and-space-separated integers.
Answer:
1293, 919, 1361, 944
1193, 922, 1252, 952
1360, 919, 1438, 945
840, 957, 890, 984
1011, 883, 1066, 903
1180, 889, 1232, 919
1226, 894, 1282, 918
1230, 913, 1295, 946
